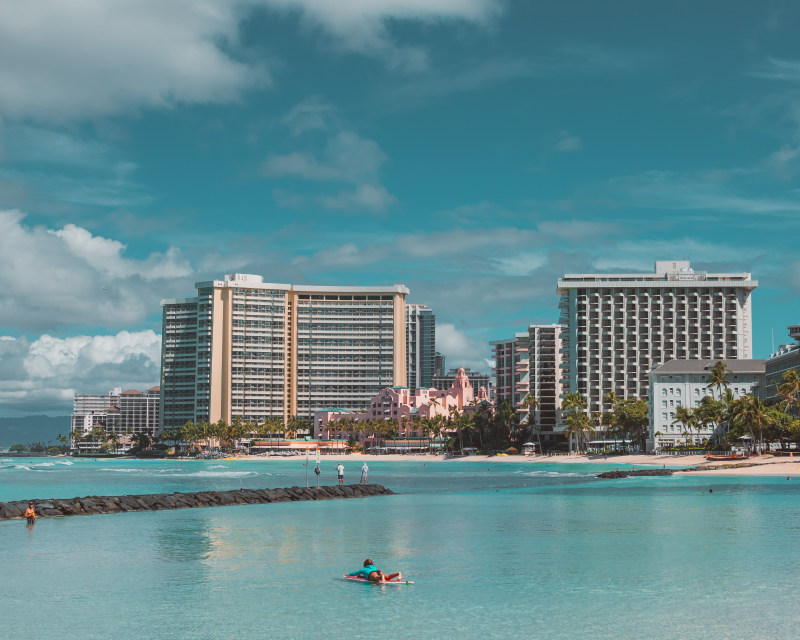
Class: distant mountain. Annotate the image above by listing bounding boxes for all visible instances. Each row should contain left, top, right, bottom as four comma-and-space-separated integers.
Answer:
0, 415, 69, 448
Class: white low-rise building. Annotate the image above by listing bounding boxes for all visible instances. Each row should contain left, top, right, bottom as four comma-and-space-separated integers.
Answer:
647, 359, 765, 451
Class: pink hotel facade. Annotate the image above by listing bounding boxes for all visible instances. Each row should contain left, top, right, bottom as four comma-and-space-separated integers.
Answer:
314, 367, 491, 440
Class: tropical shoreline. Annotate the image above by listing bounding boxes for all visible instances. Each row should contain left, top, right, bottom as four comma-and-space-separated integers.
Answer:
202, 451, 800, 475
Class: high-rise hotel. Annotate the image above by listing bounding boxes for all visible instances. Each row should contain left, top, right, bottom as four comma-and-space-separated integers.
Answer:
160, 274, 409, 429
405, 303, 435, 391
491, 324, 563, 439
557, 260, 757, 414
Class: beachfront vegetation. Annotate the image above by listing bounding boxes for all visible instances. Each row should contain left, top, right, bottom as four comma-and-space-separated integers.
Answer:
657, 368, 800, 452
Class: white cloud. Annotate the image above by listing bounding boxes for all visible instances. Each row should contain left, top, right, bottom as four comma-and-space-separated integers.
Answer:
261, 131, 388, 183
50, 224, 191, 280
592, 239, 757, 273
0, 210, 194, 331
263, 0, 502, 71
496, 253, 547, 276
612, 170, 800, 214
397, 227, 540, 259
436, 324, 491, 373
263, 130, 396, 212
753, 58, 800, 82
0, 331, 160, 415
0, 1, 268, 122
282, 96, 340, 135
0, 0, 503, 122
318, 184, 397, 212
556, 136, 583, 151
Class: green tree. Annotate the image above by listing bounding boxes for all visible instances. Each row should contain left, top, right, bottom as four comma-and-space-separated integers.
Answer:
776, 369, 800, 416
730, 395, 779, 453
522, 393, 540, 450
672, 405, 695, 444
561, 392, 588, 451
9, 443, 28, 453
706, 361, 731, 398
614, 398, 649, 450
562, 411, 593, 452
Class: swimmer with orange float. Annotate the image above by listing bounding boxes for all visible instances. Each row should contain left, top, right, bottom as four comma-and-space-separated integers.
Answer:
24, 502, 36, 525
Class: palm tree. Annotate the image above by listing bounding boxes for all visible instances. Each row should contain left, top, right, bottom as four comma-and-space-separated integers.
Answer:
522, 393, 540, 449
561, 392, 587, 451
427, 396, 440, 417
563, 410, 593, 452
776, 369, 800, 416
730, 395, 778, 453
562, 392, 586, 413
672, 405, 695, 445
706, 361, 731, 398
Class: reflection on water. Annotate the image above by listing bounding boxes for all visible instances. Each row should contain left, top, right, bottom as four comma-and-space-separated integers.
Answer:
1, 461, 800, 639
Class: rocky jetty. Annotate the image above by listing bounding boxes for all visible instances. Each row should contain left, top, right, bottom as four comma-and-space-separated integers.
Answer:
597, 469, 675, 479
0, 484, 394, 520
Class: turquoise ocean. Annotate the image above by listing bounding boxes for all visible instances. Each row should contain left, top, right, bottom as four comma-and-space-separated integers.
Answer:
1, 457, 799, 640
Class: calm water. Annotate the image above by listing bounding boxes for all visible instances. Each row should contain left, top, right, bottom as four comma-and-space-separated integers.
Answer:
2, 457, 799, 640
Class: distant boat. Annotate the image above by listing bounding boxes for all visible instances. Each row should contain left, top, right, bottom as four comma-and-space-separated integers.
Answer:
706, 453, 749, 461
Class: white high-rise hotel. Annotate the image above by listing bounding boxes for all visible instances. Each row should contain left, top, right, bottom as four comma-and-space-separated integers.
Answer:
557, 261, 757, 414
161, 274, 408, 430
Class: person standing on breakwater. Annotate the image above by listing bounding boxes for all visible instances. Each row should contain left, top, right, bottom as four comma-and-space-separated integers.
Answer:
360, 462, 368, 484
337, 462, 344, 486
24, 502, 36, 525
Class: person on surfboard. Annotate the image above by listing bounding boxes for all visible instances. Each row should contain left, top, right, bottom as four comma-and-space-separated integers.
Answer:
347, 558, 401, 582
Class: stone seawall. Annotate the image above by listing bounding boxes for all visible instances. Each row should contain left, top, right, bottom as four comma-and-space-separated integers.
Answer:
0, 484, 394, 520
597, 469, 675, 478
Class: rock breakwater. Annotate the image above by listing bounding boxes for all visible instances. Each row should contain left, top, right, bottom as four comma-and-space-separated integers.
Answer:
0, 484, 394, 520
597, 469, 675, 479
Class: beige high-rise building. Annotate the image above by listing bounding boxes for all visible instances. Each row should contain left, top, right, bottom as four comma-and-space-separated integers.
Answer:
160, 274, 408, 429
557, 260, 757, 415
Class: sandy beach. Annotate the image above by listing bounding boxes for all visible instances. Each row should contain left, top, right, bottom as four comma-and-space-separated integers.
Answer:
229, 451, 800, 476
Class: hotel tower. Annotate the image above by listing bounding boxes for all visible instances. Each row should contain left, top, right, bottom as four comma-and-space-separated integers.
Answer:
491, 324, 564, 439
160, 274, 408, 429
557, 260, 757, 414
405, 303, 435, 391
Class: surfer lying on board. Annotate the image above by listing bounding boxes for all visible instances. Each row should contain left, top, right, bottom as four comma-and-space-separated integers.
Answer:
347, 559, 401, 582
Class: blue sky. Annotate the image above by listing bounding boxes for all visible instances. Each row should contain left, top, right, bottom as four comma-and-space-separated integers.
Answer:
1, 0, 799, 416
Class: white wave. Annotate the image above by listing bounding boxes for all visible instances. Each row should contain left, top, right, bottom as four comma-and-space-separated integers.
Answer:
521, 470, 585, 478
185, 470, 255, 478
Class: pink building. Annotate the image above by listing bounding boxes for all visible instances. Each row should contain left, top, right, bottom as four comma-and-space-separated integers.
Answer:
314, 367, 491, 441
